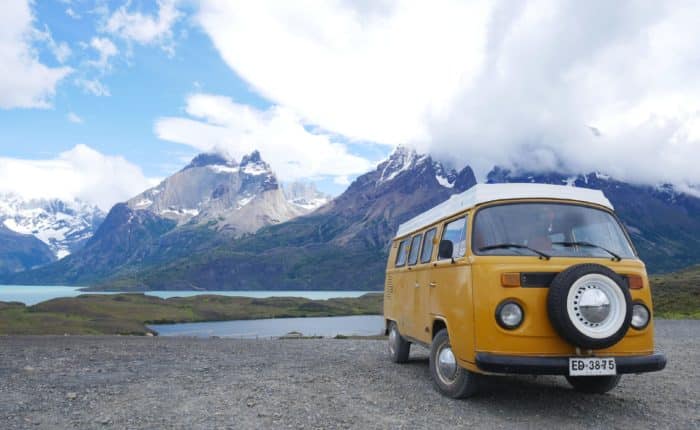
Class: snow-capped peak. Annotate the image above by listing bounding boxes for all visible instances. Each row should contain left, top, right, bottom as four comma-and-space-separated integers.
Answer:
240, 150, 272, 176
0, 193, 105, 259
184, 152, 238, 170
379, 146, 421, 183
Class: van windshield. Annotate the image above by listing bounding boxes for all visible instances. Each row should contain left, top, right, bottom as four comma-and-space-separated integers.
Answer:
473, 202, 636, 259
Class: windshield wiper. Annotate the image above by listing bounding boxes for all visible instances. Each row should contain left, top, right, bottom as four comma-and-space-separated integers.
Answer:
478, 243, 551, 260
552, 241, 622, 261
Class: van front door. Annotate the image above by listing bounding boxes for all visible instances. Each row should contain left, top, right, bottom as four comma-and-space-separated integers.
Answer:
427, 215, 475, 360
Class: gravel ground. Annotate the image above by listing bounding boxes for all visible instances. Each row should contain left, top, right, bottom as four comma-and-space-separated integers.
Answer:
0, 320, 698, 429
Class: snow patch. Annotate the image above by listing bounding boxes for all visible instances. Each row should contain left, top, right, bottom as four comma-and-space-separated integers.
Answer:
161, 208, 200, 217
3, 218, 32, 235
237, 196, 255, 208
242, 163, 268, 176
436, 174, 454, 188
132, 198, 153, 209
209, 165, 240, 174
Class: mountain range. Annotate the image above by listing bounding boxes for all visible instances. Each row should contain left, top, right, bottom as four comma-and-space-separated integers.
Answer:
3, 151, 329, 284
3, 146, 700, 289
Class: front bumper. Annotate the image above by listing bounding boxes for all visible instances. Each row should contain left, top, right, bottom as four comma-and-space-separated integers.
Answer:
475, 352, 667, 375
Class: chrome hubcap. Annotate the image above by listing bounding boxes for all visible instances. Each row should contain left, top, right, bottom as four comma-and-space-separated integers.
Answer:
388, 327, 397, 356
578, 286, 610, 324
437, 345, 458, 384
579, 288, 611, 324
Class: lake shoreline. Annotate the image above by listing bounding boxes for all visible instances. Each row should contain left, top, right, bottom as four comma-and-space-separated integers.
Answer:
0, 292, 383, 336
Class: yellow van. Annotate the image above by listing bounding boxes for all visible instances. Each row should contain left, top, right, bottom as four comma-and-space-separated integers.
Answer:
384, 183, 666, 398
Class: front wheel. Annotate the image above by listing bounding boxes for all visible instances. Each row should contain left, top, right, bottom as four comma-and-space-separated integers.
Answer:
388, 321, 410, 363
429, 329, 479, 398
566, 375, 621, 394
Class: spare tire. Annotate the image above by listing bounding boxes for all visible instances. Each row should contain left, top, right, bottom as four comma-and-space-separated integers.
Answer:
547, 264, 632, 350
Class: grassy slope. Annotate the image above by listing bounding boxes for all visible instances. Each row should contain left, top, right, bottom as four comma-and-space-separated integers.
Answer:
0, 293, 383, 335
651, 265, 700, 318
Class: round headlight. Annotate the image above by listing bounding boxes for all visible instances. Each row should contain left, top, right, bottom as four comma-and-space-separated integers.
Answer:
631, 303, 650, 329
496, 301, 524, 329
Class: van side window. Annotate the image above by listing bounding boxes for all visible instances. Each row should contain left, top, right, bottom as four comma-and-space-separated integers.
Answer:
408, 234, 422, 266
420, 228, 437, 263
440, 216, 468, 259
395, 239, 409, 267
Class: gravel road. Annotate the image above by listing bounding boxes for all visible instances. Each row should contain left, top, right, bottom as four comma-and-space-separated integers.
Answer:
0, 320, 698, 429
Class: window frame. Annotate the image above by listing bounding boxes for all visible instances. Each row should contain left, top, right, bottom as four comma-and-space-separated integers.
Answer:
471, 201, 638, 258
420, 227, 438, 264
439, 215, 469, 261
407, 234, 423, 266
394, 239, 409, 267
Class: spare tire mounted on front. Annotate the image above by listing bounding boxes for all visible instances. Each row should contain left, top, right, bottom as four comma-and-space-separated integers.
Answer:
547, 264, 632, 350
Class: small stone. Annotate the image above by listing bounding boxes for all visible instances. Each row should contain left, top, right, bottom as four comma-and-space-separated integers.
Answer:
66, 392, 78, 400
23, 366, 35, 372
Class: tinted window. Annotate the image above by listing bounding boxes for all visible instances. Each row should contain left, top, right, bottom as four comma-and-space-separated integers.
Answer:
473, 203, 635, 259
408, 234, 422, 266
420, 228, 437, 263
440, 217, 467, 259
395, 240, 409, 267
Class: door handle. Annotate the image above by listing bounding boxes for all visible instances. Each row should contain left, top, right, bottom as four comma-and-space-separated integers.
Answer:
429, 282, 437, 288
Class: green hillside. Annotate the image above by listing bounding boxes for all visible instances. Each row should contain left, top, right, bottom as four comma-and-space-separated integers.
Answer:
651, 265, 700, 318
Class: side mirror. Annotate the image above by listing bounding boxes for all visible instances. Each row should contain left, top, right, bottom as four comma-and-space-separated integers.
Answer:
438, 240, 454, 261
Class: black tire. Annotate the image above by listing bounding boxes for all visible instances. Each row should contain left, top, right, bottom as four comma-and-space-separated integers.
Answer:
388, 321, 410, 363
548, 264, 632, 350
566, 375, 621, 394
429, 329, 479, 398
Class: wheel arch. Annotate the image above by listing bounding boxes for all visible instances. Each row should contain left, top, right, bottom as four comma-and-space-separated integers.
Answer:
432, 317, 449, 340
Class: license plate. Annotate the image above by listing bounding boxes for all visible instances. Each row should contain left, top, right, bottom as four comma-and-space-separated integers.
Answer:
569, 357, 617, 376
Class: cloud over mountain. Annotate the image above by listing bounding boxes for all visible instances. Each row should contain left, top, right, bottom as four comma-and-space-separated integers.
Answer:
155, 93, 375, 183
0, 145, 156, 211
196, 0, 700, 189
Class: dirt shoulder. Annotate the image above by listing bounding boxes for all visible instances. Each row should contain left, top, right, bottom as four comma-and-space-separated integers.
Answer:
0, 320, 697, 429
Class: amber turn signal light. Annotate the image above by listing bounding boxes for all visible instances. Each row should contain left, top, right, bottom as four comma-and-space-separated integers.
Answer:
628, 275, 644, 289
501, 272, 521, 288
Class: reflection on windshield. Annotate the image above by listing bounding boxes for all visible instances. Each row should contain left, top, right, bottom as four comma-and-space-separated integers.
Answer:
473, 203, 636, 259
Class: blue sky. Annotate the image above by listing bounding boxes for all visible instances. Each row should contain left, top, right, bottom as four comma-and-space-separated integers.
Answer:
1, 1, 700, 209
0, 0, 389, 204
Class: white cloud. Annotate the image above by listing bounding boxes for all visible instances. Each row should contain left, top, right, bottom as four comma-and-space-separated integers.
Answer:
0, 145, 156, 210
154, 93, 374, 182
0, 0, 72, 109
104, 0, 181, 54
51, 41, 72, 63
197, 0, 487, 146
196, 0, 700, 189
66, 112, 83, 124
75, 78, 111, 96
88, 37, 118, 70
66, 8, 80, 19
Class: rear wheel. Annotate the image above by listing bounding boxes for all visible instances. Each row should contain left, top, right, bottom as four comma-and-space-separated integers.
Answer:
388, 321, 410, 363
566, 375, 621, 394
429, 329, 479, 398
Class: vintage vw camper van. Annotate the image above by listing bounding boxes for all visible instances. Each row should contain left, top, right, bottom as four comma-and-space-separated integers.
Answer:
384, 183, 666, 398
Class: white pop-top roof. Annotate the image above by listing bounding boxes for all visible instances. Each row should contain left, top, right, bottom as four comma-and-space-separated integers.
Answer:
395, 183, 613, 238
